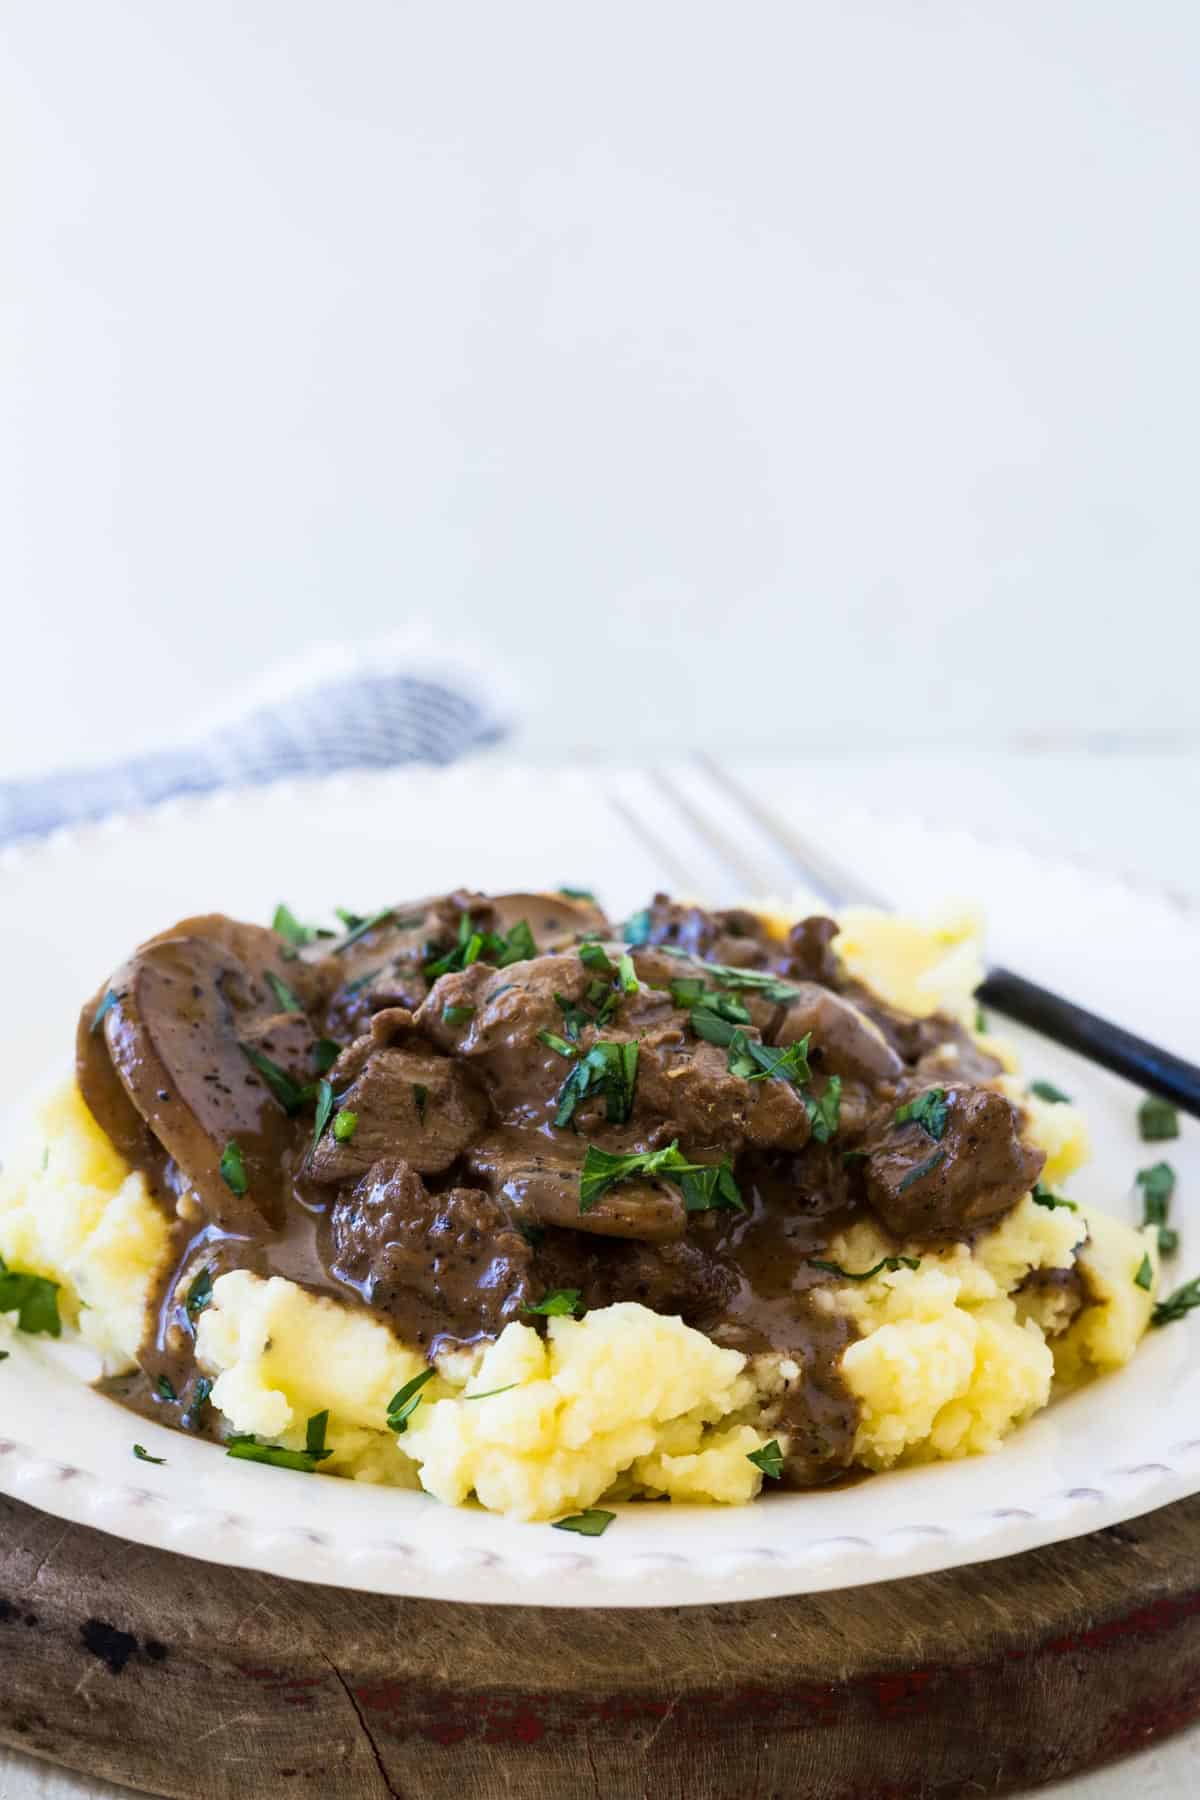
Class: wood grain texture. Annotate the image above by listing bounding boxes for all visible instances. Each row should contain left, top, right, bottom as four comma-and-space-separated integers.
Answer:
3, 1493, 1200, 1800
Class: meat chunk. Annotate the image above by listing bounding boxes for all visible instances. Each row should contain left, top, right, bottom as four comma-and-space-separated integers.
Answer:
329, 1159, 532, 1346
308, 1046, 487, 1182
864, 1086, 1044, 1238
321, 889, 608, 1039
467, 1131, 687, 1242
417, 955, 597, 1123
641, 896, 774, 968
529, 1229, 739, 1325
635, 1030, 750, 1158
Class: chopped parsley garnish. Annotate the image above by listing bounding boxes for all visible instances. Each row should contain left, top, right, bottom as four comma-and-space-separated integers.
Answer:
559, 887, 597, 902
272, 904, 333, 948
1030, 1079, 1071, 1105
538, 1029, 579, 1060
579, 941, 615, 975
523, 1289, 583, 1318
623, 909, 652, 947
1139, 1095, 1180, 1142
184, 1376, 212, 1429
1032, 1182, 1077, 1212
185, 1266, 213, 1320
669, 977, 708, 1008
747, 1440, 784, 1479
1134, 1252, 1154, 1293
500, 920, 538, 965
725, 1029, 812, 1086
676, 1160, 744, 1213
803, 1077, 842, 1144
386, 1369, 435, 1435
0, 1257, 61, 1335
554, 993, 593, 1041
91, 988, 118, 1033
312, 1038, 341, 1075
579, 1141, 743, 1214
894, 1088, 948, 1140
442, 1004, 476, 1027
1152, 1275, 1200, 1328
896, 1147, 944, 1193
809, 1256, 921, 1282
333, 1109, 358, 1144
226, 1410, 333, 1473
333, 908, 395, 953
1137, 1161, 1178, 1254
689, 993, 752, 1046
413, 1083, 428, 1123
552, 1509, 615, 1537
155, 1375, 177, 1403
425, 913, 538, 980
219, 1140, 248, 1196
133, 1444, 165, 1465
554, 1039, 639, 1127
662, 950, 800, 1006
311, 1079, 334, 1152
239, 1043, 309, 1114
264, 970, 304, 1014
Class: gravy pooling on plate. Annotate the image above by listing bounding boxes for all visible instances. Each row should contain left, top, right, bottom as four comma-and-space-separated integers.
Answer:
75, 890, 1052, 1487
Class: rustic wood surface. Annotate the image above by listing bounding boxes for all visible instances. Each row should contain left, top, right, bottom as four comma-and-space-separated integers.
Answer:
3, 1493, 1200, 1800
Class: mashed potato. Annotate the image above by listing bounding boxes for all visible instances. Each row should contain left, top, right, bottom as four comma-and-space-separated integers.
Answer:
0, 905, 1159, 1522
0, 1082, 170, 1375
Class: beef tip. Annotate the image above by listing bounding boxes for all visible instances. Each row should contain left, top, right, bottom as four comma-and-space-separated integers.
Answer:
329, 1159, 532, 1347
308, 1046, 487, 1182
773, 985, 904, 1085
744, 1075, 812, 1151
865, 1086, 1045, 1238
417, 954, 600, 1123
327, 1007, 416, 1084
628, 946, 778, 1035
780, 915, 840, 986
85, 916, 314, 1229
468, 1131, 687, 1242
529, 1229, 739, 1325
635, 1029, 750, 1159
641, 895, 773, 968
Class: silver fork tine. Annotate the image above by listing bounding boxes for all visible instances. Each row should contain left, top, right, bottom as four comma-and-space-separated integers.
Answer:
648, 767, 776, 897
693, 753, 890, 910
605, 790, 708, 894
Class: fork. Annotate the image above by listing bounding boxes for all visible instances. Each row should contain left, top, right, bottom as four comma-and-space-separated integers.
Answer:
607, 758, 1200, 1121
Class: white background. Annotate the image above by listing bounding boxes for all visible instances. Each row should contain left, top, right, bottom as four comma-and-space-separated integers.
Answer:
2, 1, 1198, 775
2, 3, 1199, 1795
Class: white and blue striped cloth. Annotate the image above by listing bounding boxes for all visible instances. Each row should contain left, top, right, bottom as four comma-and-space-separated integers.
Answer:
0, 648, 507, 847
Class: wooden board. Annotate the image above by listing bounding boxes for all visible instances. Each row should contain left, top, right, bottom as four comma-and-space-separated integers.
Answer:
3, 1492, 1200, 1799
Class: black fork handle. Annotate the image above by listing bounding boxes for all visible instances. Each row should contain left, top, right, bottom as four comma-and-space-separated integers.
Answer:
979, 966, 1200, 1121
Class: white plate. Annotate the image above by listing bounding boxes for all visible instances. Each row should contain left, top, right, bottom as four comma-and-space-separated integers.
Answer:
0, 761, 1196, 1608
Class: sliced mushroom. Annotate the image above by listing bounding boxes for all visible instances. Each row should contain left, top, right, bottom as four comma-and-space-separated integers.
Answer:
774, 985, 904, 1084
98, 918, 313, 1229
